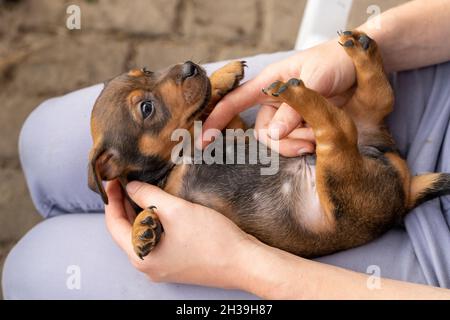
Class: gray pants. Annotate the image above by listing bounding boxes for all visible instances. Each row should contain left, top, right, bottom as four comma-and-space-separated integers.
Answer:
3, 52, 450, 299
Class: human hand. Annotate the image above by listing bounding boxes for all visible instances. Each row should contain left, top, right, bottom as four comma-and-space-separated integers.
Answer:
200, 39, 355, 157
104, 179, 259, 289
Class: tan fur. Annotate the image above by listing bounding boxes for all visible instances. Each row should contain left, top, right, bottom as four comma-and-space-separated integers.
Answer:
385, 152, 411, 207
409, 173, 441, 208
164, 164, 188, 196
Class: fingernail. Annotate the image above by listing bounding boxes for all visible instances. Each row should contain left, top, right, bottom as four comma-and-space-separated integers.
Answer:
297, 148, 310, 156
126, 181, 141, 194
268, 122, 287, 140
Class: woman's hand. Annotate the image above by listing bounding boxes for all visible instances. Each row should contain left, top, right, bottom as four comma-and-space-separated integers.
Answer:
105, 179, 450, 300
200, 39, 356, 157
104, 179, 259, 289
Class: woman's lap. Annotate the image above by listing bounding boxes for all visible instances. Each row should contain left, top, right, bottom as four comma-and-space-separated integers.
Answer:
2, 214, 257, 299
2, 215, 424, 299
3, 52, 450, 298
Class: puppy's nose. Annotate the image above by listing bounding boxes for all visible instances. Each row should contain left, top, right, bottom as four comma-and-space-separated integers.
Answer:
182, 61, 197, 79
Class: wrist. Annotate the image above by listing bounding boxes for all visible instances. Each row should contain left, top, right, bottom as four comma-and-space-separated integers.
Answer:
234, 239, 307, 299
358, 7, 403, 73
232, 238, 271, 297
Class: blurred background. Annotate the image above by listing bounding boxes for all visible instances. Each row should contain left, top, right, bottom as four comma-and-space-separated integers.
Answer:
0, 0, 408, 298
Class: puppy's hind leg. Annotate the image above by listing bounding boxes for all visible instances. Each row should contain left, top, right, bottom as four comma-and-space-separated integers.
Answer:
263, 79, 407, 245
263, 79, 362, 231
338, 30, 394, 127
339, 30, 413, 211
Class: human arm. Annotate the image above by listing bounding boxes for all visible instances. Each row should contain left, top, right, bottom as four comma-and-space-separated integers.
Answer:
201, 0, 450, 157
239, 241, 450, 300
360, 0, 450, 73
105, 180, 450, 299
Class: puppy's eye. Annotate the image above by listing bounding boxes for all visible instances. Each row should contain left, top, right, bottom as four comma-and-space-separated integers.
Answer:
140, 101, 154, 119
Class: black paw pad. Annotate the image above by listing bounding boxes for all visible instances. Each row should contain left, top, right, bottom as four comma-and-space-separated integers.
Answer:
138, 243, 153, 259
263, 81, 282, 95
358, 35, 371, 50
140, 216, 155, 227
343, 40, 354, 47
287, 78, 302, 86
268, 81, 282, 90
273, 84, 288, 97
343, 30, 352, 36
139, 229, 154, 240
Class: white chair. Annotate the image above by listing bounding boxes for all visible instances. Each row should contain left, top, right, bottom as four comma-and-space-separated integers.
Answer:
295, 0, 353, 50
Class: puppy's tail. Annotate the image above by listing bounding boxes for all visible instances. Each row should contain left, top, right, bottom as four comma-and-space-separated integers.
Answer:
409, 173, 450, 209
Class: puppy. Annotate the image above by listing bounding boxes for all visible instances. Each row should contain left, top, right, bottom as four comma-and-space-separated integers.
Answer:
88, 31, 450, 259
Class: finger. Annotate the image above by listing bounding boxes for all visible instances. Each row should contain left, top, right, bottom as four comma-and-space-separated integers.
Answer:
267, 103, 303, 140
285, 127, 315, 142
258, 133, 315, 157
255, 106, 315, 157
105, 180, 134, 257
126, 181, 190, 223
124, 198, 137, 224
254, 104, 277, 132
199, 75, 272, 149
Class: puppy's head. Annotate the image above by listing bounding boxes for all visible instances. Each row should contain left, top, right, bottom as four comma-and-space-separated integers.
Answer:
88, 61, 210, 204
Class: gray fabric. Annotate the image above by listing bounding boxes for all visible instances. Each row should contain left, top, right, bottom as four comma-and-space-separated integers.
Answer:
387, 65, 450, 287
2, 214, 257, 299
2, 51, 450, 299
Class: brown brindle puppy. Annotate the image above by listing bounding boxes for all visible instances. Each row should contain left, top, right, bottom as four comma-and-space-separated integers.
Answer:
88, 31, 450, 259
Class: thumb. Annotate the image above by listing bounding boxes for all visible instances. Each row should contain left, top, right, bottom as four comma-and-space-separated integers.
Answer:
126, 181, 189, 222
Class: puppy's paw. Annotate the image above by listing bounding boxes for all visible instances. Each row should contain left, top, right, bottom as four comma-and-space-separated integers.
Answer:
262, 78, 305, 100
209, 60, 246, 98
337, 30, 375, 53
132, 206, 163, 259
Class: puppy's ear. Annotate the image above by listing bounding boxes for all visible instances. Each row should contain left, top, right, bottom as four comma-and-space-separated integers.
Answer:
88, 147, 124, 205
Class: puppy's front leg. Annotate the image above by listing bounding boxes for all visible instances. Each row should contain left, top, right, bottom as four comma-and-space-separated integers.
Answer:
209, 60, 246, 104
132, 206, 163, 259
202, 61, 247, 129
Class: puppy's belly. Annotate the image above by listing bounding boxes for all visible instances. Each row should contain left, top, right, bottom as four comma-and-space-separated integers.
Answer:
181, 156, 331, 250
281, 157, 331, 234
